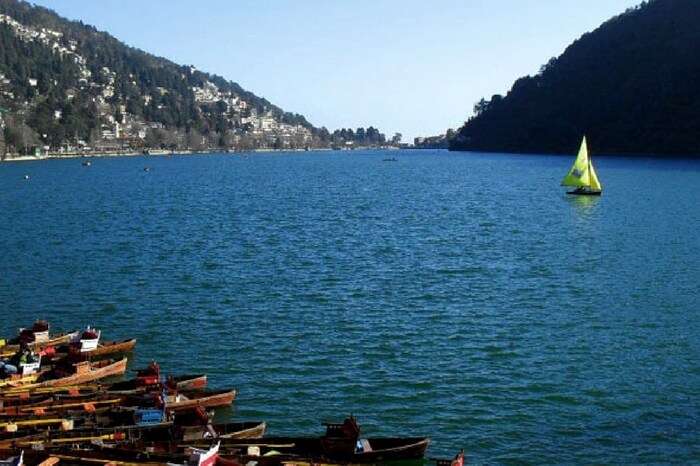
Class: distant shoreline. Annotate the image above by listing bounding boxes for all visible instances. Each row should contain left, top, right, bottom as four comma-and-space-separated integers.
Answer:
0, 146, 413, 163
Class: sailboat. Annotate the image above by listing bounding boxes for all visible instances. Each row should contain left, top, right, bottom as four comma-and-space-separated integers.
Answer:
561, 136, 602, 196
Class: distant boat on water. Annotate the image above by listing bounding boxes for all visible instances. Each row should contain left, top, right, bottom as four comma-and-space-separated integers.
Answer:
383, 157, 398, 162
561, 136, 602, 196
82, 160, 91, 166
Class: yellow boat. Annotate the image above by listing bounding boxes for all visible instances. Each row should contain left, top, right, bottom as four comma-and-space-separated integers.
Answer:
561, 136, 603, 196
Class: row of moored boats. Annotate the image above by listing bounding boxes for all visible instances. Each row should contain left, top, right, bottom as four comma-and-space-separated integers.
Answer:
0, 321, 464, 466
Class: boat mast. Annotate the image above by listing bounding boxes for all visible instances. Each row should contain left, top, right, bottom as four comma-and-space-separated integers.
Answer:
587, 155, 592, 189
587, 144, 593, 190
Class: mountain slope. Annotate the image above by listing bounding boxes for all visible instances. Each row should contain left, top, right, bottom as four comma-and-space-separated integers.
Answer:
0, 0, 334, 155
449, 0, 700, 156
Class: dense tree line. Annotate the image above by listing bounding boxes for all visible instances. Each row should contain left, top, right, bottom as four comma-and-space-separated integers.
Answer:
450, 0, 700, 156
317, 126, 387, 146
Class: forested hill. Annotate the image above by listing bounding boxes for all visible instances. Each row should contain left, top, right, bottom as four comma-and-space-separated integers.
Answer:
449, 0, 700, 157
0, 0, 389, 155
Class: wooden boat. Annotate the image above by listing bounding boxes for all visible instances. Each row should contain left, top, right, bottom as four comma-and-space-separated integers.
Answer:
0, 421, 183, 449
278, 450, 463, 466
206, 436, 431, 464
105, 361, 204, 394
52, 421, 264, 445
181, 421, 266, 441
106, 374, 208, 395
0, 440, 189, 465
349, 437, 431, 462
1, 332, 78, 357
210, 421, 266, 440
10, 431, 127, 448
33, 446, 185, 465
165, 389, 236, 412
49, 339, 137, 362
0, 397, 123, 417
0, 380, 218, 419
0, 447, 174, 466
170, 374, 207, 391
0, 385, 101, 402
561, 136, 603, 195
0, 387, 102, 406
91, 338, 136, 357
81, 420, 266, 443
189, 418, 430, 464
17, 417, 423, 466
20, 358, 128, 389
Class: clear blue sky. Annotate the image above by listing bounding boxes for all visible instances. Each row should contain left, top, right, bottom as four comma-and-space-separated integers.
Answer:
32, 0, 641, 141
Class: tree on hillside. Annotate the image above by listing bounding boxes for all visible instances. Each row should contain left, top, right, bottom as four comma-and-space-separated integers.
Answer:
4, 114, 40, 154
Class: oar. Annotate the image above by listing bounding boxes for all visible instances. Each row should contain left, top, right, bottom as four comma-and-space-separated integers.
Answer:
17, 432, 126, 446
0, 417, 69, 428
0, 384, 101, 397
180, 441, 297, 448
17, 398, 122, 413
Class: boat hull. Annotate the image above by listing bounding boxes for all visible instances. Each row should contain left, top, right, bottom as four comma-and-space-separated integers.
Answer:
173, 374, 207, 391
352, 437, 431, 462
86, 339, 137, 357
200, 436, 430, 463
17, 358, 128, 389
567, 189, 601, 196
181, 421, 267, 441
165, 389, 236, 412
0, 332, 78, 358
106, 374, 207, 395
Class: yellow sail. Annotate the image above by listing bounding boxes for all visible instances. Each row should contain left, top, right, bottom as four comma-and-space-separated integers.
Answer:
561, 136, 591, 187
588, 159, 602, 191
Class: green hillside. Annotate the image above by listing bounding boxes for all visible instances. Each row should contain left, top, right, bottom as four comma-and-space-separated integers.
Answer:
450, 0, 700, 156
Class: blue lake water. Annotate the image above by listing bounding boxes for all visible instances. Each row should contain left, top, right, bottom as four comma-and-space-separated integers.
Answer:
0, 150, 699, 464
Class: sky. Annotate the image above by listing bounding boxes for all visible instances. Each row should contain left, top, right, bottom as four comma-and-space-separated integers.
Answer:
31, 0, 641, 141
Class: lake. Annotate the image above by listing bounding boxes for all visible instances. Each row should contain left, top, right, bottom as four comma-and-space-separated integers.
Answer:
0, 150, 699, 464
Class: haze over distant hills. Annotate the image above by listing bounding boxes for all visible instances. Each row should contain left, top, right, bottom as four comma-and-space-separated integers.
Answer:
450, 0, 700, 157
0, 0, 391, 157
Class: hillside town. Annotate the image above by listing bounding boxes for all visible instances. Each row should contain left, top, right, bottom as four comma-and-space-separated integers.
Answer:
0, 9, 395, 160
